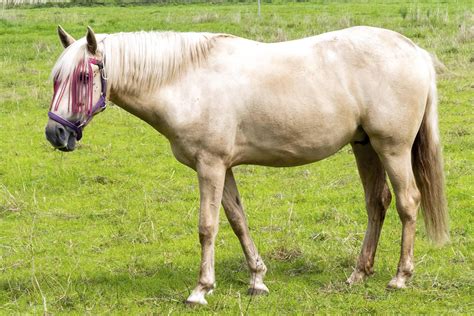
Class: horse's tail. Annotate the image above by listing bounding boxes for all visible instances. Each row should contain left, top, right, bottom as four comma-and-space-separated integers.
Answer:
412, 54, 449, 245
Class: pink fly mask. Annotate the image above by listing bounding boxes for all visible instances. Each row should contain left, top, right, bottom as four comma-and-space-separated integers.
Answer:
48, 58, 107, 140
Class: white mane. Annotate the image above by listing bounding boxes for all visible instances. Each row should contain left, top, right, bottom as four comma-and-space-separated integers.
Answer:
51, 31, 217, 94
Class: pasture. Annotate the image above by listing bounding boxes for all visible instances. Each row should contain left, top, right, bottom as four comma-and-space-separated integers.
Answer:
0, 1, 473, 314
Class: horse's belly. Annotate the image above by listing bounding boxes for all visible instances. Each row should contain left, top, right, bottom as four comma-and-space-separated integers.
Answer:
229, 80, 360, 166
233, 119, 357, 167
235, 144, 343, 167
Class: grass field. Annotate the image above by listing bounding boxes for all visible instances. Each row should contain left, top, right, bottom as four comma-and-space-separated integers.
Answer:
0, 1, 473, 314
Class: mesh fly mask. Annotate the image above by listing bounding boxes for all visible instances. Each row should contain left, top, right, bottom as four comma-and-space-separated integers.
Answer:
48, 58, 107, 140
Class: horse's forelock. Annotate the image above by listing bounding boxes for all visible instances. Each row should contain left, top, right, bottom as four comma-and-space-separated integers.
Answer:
51, 34, 107, 82
51, 38, 89, 83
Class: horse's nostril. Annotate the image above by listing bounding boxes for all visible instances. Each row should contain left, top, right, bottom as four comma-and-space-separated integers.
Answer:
56, 125, 66, 142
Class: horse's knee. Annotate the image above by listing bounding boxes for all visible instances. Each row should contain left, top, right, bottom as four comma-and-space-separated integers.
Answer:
199, 224, 218, 244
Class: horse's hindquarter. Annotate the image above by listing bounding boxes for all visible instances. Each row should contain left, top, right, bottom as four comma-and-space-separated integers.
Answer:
163, 27, 431, 168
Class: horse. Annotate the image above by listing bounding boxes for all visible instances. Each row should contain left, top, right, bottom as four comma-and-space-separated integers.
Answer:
45, 25, 449, 305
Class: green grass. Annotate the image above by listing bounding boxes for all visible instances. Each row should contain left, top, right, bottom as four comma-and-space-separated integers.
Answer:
0, 1, 473, 314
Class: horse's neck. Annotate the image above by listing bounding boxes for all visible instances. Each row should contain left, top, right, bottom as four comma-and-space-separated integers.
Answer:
109, 89, 164, 133
105, 32, 218, 137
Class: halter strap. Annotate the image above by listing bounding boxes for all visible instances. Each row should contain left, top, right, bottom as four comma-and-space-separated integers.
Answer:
48, 111, 84, 140
48, 58, 107, 141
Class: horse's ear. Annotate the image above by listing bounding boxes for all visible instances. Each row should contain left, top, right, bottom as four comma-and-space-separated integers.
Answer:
57, 25, 75, 48
86, 26, 97, 55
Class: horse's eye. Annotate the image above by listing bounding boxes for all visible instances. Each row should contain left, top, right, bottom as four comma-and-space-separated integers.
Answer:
79, 72, 89, 83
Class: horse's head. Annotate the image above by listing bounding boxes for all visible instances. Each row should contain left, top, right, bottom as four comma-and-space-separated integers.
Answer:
45, 26, 107, 152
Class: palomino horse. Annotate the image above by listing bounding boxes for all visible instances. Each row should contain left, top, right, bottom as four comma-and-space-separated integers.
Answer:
45, 26, 449, 305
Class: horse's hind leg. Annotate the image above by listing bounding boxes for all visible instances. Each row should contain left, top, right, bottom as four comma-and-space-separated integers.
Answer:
372, 141, 421, 289
347, 142, 392, 285
222, 169, 269, 295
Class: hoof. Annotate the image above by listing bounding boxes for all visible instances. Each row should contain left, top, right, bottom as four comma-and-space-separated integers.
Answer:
387, 277, 407, 289
185, 295, 208, 306
248, 284, 269, 296
185, 288, 211, 306
346, 270, 367, 285
185, 282, 215, 305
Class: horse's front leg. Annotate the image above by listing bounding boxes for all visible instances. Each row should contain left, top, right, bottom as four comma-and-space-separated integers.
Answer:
186, 160, 226, 305
222, 169, 269, 295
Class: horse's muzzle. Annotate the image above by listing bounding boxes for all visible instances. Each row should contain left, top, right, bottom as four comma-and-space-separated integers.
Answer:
45, 120, 77, 152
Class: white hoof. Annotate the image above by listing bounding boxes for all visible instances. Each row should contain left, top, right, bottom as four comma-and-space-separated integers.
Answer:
185, 283, 215, 305
387, 276, 407, 289
185, 292, 208, 305
248, 282, 269, 296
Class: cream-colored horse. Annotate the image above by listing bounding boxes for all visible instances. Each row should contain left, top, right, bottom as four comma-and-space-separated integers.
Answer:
45, 26, 449, 305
